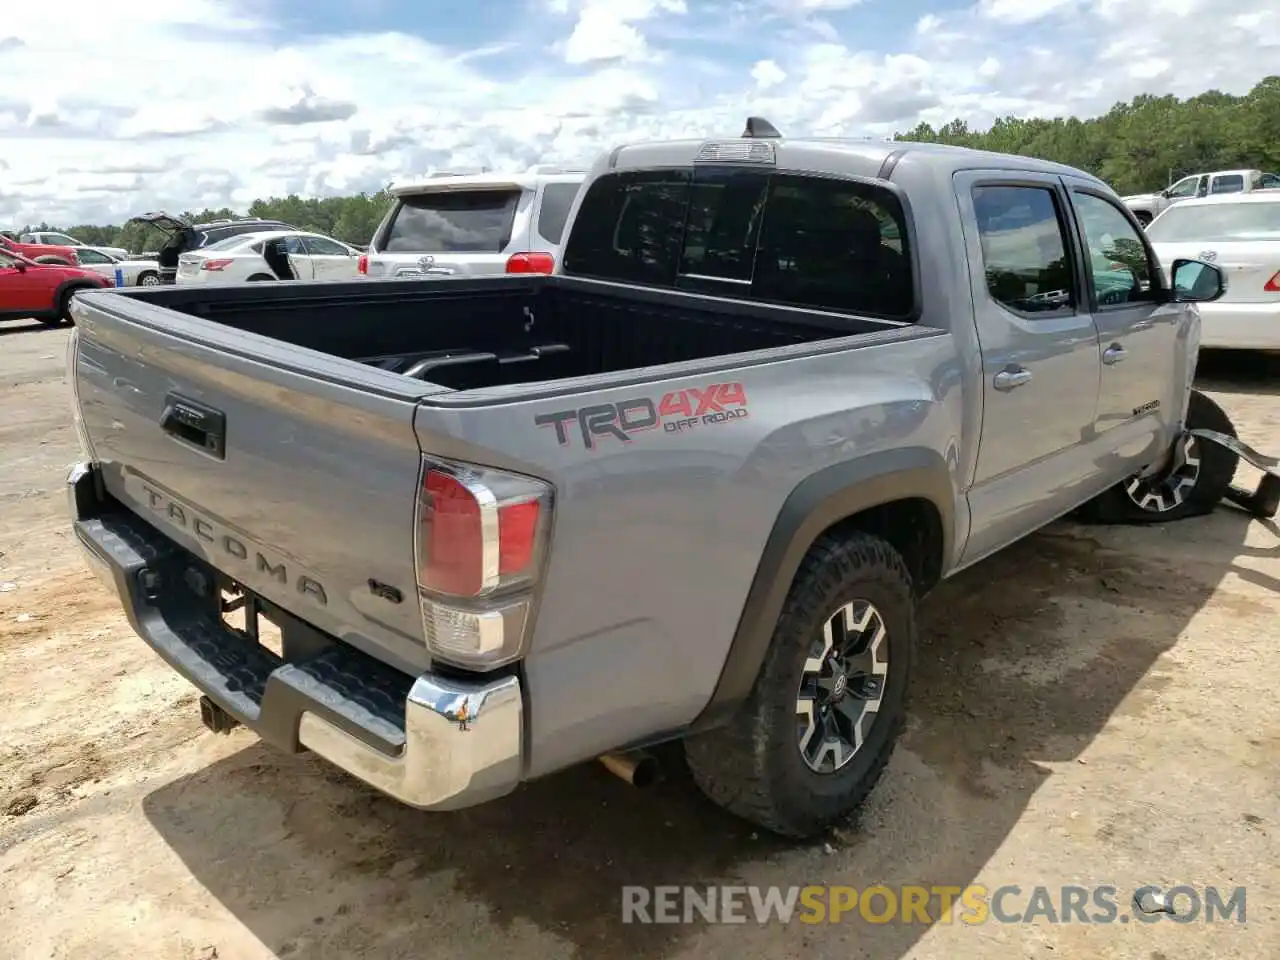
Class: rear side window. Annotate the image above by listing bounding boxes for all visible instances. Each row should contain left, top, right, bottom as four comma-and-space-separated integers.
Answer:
382, 190, 521, 253
535, 183, 581, 244
561, 168, 914, 319
1211, 174, 1244, 194
202, 234, 253, 252
753, 175, 912, 316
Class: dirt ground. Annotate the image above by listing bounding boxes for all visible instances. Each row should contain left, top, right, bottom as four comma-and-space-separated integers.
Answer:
1, 318, 1277, 960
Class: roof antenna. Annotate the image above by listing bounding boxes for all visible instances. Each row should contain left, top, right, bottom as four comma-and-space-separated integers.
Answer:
742, 116, 782, 139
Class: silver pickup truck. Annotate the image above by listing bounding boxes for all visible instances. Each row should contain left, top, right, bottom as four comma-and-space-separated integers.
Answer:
65, 120, 1247, 840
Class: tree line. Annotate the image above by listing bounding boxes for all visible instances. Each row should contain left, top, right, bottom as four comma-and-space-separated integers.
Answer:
895, 76, 1279, 195
22, 76, 1280, 253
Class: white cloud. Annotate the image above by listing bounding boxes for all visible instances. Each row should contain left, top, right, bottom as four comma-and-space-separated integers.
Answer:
0, 0, 1275, 226
752, 59, 788, 90
557, 0, 687, 65
978, 0, 1080, 24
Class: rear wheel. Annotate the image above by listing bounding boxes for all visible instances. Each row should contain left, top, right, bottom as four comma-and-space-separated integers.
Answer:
137, 270, 160, 286
247, 273, 274, 282
1080, 390, 1239, 524
1133, 210, 1153, 227
683, 531, 915, 839
33, 256, 72, 266
43, 285, 93, 327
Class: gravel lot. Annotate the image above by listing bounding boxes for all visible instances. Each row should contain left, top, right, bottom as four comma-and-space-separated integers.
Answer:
2, 318, 1277, 960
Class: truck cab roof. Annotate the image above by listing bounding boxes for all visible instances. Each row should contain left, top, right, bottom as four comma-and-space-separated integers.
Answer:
602, 128, 1108, 189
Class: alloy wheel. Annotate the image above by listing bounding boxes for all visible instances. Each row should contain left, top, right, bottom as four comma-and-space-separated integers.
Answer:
1124, 433, 1202, 512
796, 600, 889, 774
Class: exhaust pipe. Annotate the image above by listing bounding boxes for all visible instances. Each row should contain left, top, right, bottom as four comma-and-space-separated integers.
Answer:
599, 750, 661, 788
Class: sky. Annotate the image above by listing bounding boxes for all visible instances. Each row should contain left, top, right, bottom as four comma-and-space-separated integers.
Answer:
0, 0, 1275, 226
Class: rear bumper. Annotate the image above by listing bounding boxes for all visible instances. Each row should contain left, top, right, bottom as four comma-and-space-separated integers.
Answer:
67, 462, 524, 811
1197, 301, 1280, 350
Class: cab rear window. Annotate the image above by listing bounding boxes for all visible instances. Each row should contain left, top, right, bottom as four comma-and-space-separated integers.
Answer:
560, 168, 915, 320
381, 189, 522, 253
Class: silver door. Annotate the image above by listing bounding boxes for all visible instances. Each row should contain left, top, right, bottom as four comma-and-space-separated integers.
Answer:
1062, 180, 1185, 470
954, 171, 1103, 564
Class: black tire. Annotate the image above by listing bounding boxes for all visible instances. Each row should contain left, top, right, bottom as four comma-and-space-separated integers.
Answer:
51, 285, 93, 327
137, 270, 159, 287
683, 531, 916, 839
34, 256, 72, 266
247, 273, 274, 282
1079, 390, 1239, 525
1134, 210, 1153, 227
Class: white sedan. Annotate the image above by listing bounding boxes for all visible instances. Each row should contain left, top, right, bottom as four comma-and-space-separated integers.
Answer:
175, 230, 363, 285
1146, 191, 1280, 350
70, 247, 163, 286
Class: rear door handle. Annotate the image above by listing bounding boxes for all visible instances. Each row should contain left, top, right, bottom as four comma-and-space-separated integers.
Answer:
1102, 344, 1128, 365
160, 393, 226, 459
993, 367, 1033, 391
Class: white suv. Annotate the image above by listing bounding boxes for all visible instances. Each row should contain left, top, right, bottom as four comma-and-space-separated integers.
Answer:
359, 166, 585, 280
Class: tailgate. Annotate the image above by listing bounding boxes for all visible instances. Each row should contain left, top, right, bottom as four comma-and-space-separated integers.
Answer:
70, 291, 443, 674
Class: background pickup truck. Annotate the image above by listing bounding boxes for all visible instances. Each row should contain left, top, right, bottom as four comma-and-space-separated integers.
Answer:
66, 122, 1237, 840
1122, 167, 1280, 225
0, 233, 80, 266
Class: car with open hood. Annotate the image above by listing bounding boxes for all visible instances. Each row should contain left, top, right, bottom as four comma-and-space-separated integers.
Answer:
127, 212, 298, 284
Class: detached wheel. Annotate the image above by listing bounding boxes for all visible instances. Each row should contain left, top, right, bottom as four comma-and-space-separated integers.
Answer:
683, 531, 915, 839
1081, 390, 1239, 524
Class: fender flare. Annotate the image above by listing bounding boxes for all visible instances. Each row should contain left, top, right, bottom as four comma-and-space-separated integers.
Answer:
688, 447, 955, 732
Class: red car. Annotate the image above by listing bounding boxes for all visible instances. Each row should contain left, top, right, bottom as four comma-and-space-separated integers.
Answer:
0, 233, 80, 265
0, 246, 112, 327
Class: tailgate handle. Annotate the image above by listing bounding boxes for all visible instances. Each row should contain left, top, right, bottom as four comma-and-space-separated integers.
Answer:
160, 394, 226, 459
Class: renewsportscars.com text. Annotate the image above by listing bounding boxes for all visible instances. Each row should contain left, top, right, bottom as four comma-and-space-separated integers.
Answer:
621, 884, 1247, 925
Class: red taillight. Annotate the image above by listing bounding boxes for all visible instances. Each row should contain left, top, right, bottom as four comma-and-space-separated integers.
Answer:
415, 458, 552, 668
1265, 271, 1280, 292
505, 251, 555, 274
357, 254, 368, 275
497, 500, 540, 574
200, 258, 233, 271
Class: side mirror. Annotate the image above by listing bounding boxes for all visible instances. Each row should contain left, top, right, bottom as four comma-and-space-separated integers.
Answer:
1169, 258, 1226, 303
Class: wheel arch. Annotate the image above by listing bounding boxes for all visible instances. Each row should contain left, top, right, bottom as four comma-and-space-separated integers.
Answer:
688, 447, 955, 732
54, 278, 102, 312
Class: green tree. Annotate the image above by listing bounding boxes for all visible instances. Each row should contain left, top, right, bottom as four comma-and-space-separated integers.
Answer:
896, 76, 1280, 195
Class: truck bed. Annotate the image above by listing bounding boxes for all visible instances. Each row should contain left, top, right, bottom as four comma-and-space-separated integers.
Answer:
103, 275, 906, 393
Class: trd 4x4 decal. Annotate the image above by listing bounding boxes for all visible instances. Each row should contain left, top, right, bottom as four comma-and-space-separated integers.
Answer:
535, 382, 749, 450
